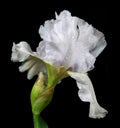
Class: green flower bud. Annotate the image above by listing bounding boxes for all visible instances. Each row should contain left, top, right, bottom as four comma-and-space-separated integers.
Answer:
30, 72, 54, 115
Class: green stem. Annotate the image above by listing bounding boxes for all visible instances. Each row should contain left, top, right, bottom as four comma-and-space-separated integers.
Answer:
33, 114, 48, 128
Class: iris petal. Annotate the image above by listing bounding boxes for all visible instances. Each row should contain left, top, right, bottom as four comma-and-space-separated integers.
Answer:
37, 10, 107, 72
11, 42, 46, 79
68, 71, 108, 118
11, 41, 32, 62
19, 59, 36, 72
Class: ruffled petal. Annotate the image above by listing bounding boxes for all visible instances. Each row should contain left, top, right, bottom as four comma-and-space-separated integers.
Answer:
38, 10, 107, 73
89, 34, 107, 57
39, 20, 54, 42
38, 11, 79, 67
36, 41, 64, 66
68, 19, 106, 72
77, 20, 107, 57
68, 71, 108, 118
11, 41, 32, 62
68, 49, 96, 72
39, 10, 78, 43
11, 42, 46, 79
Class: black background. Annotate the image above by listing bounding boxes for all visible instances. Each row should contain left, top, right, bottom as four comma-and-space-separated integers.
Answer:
2, 1, 117, 128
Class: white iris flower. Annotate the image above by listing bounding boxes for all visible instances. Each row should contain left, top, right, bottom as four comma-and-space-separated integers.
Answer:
11, 10, 108, 119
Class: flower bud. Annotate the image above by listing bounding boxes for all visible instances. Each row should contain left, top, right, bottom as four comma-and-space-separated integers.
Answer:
30, 72, 54, 115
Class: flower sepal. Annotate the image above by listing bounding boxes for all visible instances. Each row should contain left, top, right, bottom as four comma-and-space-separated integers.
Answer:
45, 61, 69, 87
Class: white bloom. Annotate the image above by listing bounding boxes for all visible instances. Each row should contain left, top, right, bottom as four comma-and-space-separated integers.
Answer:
11, 10, 108, 118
